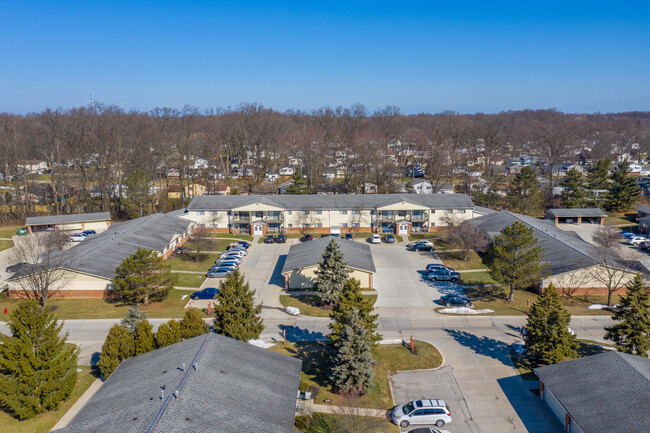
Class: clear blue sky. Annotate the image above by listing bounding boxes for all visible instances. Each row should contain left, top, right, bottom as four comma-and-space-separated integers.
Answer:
1, 1, 649, 114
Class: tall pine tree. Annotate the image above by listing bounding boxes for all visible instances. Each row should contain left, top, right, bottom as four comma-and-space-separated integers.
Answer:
524, 284, 578, 364
328, 309, 375, 395
213, 270, 264, 341
606, 159, 640, 211
120, 304, 148, 335
97, 324, 135, 378
113, 248, 175, 305
286, 170, 308, 194
180, 308, 209, 340
586, 158, 611, 201
329, 278, 380, 344
0, 300, 78, 420
559, 167, 586, 208
605, 274, 650, 357
506, 166, 541, 215
314, 239, 351, 305
488, 221, 548, 302
155, 320, 182, 348
134, 320, 155, 355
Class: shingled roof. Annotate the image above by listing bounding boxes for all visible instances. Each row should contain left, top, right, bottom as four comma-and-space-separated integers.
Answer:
25, 212, 111, 226
55, 333, 301, 433
534, 352, 650, 433
545, 208, 607, 218
187, 193, 474, 211
282, 237, 376, 274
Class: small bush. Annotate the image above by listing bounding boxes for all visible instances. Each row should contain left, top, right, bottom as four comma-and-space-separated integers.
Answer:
294, 415, 311, 430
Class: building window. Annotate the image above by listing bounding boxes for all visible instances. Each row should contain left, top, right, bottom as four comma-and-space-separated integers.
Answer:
352, 210, 360, 214
315, 223, 323, 228
458, 209, 466, 214
398, 210, 407, 217
288, 223, 293, 228
302, 210, 310, 215
255, 211, 263, 218
340, 223, 348, 228
351, 223, 360, 227
287, 211, 293, 215
339, 210, 348, 215
303, 224, 310, 228
197, 211, 205, 215
445, 209, 453, 214
315, 210, 323, 215
370, 210, 376, 215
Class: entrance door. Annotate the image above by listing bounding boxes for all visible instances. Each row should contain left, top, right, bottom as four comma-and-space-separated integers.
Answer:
398, 223, 409, 234
253, 224, 264, 236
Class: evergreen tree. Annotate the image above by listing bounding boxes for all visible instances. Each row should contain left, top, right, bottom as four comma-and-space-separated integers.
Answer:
134, 320, 155, 355
180, 308, 209, 340
329, 278, 380, 344
0, 300, 78, 420
97, 324, 135, 378
506, 166, 541, 215
314, 239, 351, 305
155, 320, 182, 348
559, 167, 586, 208
605, 274, 650, 357
125, 168, 152, 217
213, 270, 264, 341
606, 159, 640, 211
113, 247, 175, 305
524, 284, 578, 364
586, 158, 611, 200
488, 221, 548, 302
286, 170, 308, 194
328, 309, 375, 395
120, 304, 148, 335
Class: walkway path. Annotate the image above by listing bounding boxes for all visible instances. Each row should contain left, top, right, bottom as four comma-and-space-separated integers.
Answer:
51, 378, 103, 431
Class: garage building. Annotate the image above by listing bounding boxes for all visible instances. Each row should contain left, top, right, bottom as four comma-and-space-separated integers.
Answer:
544, 208, 606, 226
281, 237, 376, 289
25, 212, 112, 234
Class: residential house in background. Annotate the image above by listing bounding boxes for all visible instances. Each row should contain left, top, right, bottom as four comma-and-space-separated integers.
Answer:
17, 159, 48, 174
25, 212, 112, 234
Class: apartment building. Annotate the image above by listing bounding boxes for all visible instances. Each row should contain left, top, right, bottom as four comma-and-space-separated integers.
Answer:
182, 194, 476, 235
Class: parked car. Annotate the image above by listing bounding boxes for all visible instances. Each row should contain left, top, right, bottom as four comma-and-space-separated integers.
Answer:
345, 233, 353, 240
371, 234, 381, 244
275, 234, 286, 243
428, 269, 461, 282
224, 247, 247, 255
640, 242, 650, 250
407, 240, 434, 248
219, 252, 244, 260
440, 295, 473, 308
80, 230, 96, 236
215, 259, 240, 268
236, 241, 250, 249
409, 243, 434, 252
406, 428, 450, 433
621, 232, 635, 238
210, 264, 237, 273
391, 399, 452, 428
385, 234, 396, 243
629, 236, 648, 246
263, 235, 275, 244
426, 264, 454, 274
303, 234, 313, 241
69, 233, 88, 242
227, 242, 249, 250
190, 287, 219, 300
206, 269, 231, 278
5, 262, 28, 273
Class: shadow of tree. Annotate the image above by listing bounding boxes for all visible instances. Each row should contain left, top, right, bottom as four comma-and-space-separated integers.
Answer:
278, 324, 328, 342
443, 328, 512, 366
268, 254, 287, 287
282, 341, 332, 390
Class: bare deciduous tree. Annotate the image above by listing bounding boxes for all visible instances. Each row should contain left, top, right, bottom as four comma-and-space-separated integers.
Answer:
447, 221, 488, 260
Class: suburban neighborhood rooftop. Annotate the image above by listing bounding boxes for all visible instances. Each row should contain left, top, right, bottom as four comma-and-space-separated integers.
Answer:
25, 212, 112, 226
544, 208, 607, 218
281, 236, 376, 274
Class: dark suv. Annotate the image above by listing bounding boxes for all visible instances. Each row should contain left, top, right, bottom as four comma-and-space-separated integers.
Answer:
275, 234, 286, 243
440, 295, 473, 308
263, 235, 275, 244
303, 234, 313, 241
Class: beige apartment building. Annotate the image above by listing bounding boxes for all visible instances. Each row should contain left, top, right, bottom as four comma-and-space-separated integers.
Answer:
182, 194, 477, 235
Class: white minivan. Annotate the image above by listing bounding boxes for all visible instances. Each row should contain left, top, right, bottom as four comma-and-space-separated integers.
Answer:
391, 399, 452, 428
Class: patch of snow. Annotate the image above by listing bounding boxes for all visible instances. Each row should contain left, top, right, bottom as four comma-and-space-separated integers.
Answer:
181, 295, 188, 300
248, 339, 275, 349
285, 306, 300, 316
587, 304, 608, 310
512, 341, 527, 354
438, 307, 494, 314
378, 339, 403, 345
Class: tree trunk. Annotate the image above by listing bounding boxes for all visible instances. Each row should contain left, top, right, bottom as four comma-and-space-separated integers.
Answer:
607, 290, 613, 307
508, 286, 515, 302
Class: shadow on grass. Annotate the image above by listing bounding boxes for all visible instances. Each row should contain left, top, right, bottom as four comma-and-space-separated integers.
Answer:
281, 341, 332, 390
277, 324, 327, 342
444, 328, 512, 366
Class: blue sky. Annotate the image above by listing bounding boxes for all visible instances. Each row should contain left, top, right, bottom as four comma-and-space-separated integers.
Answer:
1, 1, 649, 114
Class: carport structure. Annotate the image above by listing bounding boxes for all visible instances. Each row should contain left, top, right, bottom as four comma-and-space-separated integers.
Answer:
25, 211, 112, 234
544, 208, 606, 226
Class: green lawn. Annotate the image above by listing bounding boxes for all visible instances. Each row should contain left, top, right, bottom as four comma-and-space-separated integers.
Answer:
27, 174, 52, 181
438, 250, 488, 270
408, 233, 438, 241
209, 233, 253, 241
461, 285, 618, 316
298, 413, 399, 433
459, 271, 497, 285
0, 225, 21, 238
173, 273, 206, 287
0, 289, 208, 320
510, 340, 613, 380
270, 340, 442, 408
0, 366, 96, 433
183, 239, 233, 252
280, 294, 378, 317
166, 253, 220, 272
605, 212, 638, 227
0, 239, 14, 251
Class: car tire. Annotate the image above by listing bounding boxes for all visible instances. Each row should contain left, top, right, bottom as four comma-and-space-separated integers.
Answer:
435, 420, 445, 427
400, 420, 410, 428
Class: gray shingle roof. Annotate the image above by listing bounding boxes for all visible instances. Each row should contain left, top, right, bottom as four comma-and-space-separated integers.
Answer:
25, 212, 111, 226
545, 208, 607, 218
55, 333, 301, 433
282, 237, 376, 274
63, 213, 193, 279
187, 193, 474, 211
534, 352, 650, 433
637, 204, 650, 215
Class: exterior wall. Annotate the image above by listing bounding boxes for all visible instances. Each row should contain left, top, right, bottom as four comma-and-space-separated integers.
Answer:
7, 269, 113, 299
183, 210, 229, 229
540, 382, 584, 433
429, 208, 473, 228
285, 265, 373, 289
543, 265, 637, 296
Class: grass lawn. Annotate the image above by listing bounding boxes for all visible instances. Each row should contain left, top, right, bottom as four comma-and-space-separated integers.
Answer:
605, 212, 638, 227
298, 413, 399, 433
183, 239, 233, 252
408, 233, 438, 241
459, 271, 497, 285
173, 272, 206, 287
279, 294, 378, 318
462, 285, 618, 316
0, 289, 207, 320
0, 239, 14, 251
0, 366, 95, 433
271, 341, 442, 408
0, 225, 21, 238
27, 174, 52, 182
438, 250, 488, 271
166, 253, 220, 272
208, 233, 253, 241
510, 340, 613, 380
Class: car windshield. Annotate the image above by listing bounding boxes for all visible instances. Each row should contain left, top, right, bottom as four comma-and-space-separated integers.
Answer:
402, 402, 415, 414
